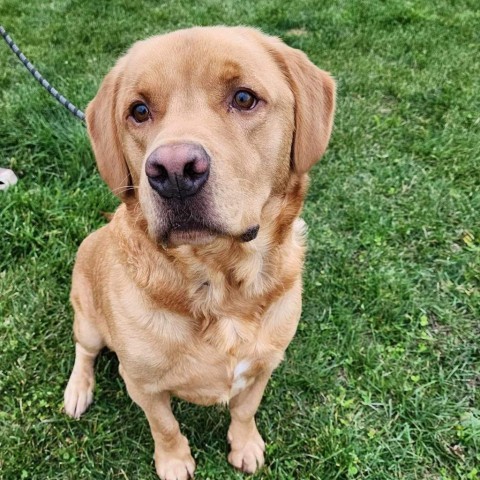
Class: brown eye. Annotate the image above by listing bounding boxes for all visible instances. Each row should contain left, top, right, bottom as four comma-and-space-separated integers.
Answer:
233, 90, 257, 110
131, 103, 150, 123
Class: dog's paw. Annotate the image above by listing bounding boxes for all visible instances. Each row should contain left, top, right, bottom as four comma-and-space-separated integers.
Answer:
228, 428, 265, 474
64, 371, 94, 419
155, 452, 195, 480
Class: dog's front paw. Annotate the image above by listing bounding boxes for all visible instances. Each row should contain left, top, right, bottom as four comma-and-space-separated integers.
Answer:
155, 450, 195, 480
64, 370, 94, 419
228, 426, 265, 474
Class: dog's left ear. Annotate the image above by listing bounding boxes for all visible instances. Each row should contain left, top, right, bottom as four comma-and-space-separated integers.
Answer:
264, 37, 336, 173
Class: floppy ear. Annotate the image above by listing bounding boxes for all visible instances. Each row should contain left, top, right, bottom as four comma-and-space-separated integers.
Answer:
266, 38, 336, 173
86, 61, 132, 199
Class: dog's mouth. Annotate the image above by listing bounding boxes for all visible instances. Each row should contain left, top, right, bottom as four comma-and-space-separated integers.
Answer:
152, 196, 260, 247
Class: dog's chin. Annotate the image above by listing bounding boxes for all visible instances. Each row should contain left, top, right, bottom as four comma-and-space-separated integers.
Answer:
156, 224, 260, 248
167, 229, 219, 247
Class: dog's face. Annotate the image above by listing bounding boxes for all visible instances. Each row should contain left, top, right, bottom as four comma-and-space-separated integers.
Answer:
87, 27, 335, 246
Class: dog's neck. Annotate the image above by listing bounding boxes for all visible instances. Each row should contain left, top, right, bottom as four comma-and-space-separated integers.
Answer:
112, 174, 308, 322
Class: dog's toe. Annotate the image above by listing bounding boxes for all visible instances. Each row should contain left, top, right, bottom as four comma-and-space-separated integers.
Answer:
228, 432, 265, 474
155, 454, 195, 480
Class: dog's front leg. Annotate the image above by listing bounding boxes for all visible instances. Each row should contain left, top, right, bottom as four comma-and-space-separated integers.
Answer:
227, 371, 271, 474
121, 369, 195, 480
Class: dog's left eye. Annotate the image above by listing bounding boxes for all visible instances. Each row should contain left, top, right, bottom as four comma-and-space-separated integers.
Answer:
232, 90, 257, 110
130, 103, 150, 123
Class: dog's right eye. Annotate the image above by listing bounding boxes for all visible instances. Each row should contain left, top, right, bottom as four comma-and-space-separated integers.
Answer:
232, 90, 257, 110
130, 103, 150, 123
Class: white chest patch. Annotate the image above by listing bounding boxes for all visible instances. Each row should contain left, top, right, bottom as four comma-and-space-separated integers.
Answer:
230, 360, 251, 398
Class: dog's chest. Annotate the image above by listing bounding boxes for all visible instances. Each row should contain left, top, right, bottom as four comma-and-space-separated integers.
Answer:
171, 317, 266, 404
118, 310, 274, 405
115, 253, 298, 405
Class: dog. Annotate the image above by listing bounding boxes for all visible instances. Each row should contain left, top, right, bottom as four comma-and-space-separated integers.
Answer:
63, 26, 335, 480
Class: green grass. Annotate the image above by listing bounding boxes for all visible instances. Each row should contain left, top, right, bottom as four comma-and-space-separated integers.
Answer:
1, 0, 479, 478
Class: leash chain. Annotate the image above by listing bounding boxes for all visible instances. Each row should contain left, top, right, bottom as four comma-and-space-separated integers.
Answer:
0, 26, 86, 122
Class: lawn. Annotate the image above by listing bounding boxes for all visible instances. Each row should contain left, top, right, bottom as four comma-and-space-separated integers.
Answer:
1, 0, 479, 479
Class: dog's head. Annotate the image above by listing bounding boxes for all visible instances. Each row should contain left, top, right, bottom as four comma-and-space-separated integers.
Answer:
87, 27, 335, 246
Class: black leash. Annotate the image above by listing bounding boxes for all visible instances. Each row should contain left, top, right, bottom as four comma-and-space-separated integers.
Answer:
0, 26, 86, 123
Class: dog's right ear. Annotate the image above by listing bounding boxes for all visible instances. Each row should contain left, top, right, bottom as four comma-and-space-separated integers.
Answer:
86, 60, 132, 200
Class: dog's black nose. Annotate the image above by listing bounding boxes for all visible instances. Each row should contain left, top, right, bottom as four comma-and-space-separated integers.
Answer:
145, 143, 210, 199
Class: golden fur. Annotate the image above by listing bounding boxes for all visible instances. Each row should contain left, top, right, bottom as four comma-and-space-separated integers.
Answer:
64, 26, 335, 479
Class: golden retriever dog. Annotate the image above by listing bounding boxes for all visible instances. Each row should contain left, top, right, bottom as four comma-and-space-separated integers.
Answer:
64, 26, 335, 479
